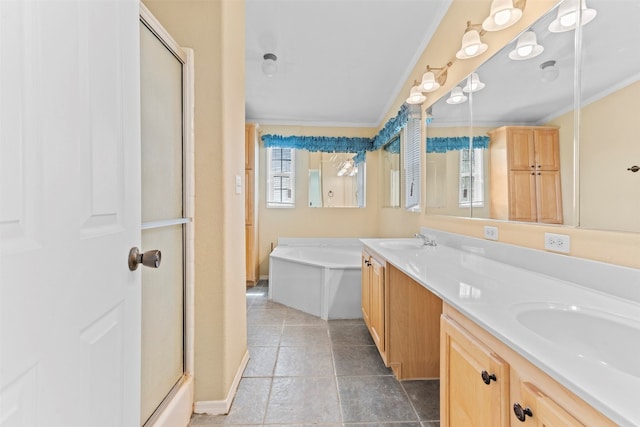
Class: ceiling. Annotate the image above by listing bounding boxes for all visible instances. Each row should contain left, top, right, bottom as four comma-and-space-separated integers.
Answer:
245, 0, 452, 128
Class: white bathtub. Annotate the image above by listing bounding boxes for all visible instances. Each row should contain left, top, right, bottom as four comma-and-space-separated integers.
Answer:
268, 238, 362, 320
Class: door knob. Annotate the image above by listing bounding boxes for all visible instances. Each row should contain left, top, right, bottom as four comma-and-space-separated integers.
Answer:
128, 247, 161, 271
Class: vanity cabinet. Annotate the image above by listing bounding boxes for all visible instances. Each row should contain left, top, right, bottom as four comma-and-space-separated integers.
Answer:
441, 314, 510, 427
488, 126, 563, 224
361, 250, 387, 363
388, 264, 442, 380
441, 304, 616, 427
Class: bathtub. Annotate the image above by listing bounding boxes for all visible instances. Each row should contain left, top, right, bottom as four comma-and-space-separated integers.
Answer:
268, 238, 362, 320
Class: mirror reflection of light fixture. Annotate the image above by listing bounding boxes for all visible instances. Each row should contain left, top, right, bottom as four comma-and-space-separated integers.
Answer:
508, 30, 544, 60
540, 60, 559, 82
419, 62, 452, 93
548, 0, 597, 33
261, 53, 278, 77
446, 86, 468, 104
463, 73, 486, 93
456, 22, 488, 59
406, 81, 426, 105
482, 0, 525, 31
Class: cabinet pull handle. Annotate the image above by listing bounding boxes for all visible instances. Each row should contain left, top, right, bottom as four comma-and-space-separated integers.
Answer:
627, 165, 639, 173
365, 260, 371, 266
513, 403, 533, 422
481, 370, 496, 384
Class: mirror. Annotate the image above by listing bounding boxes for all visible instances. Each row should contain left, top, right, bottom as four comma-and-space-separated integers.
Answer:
308, 152, 365, 208
426, 0, 640, 232
577, 0, 640, 232
427, 4, 576, 225
381, 134, 401, 208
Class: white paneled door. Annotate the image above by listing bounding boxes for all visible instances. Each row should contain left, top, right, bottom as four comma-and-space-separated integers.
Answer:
0, 1, 142, 426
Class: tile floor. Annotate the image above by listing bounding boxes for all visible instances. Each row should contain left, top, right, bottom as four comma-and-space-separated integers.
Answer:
189, 281, 440, 427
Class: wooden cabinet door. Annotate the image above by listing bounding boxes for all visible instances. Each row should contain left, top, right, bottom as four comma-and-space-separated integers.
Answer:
441, 316, 510, 427
369, 257, 385, 354
361, 253, 371, 328
509, 170, 537, 222
517, 382, 585, 427
536, 170, 563, 224
507, 128, 535, 170
533, 129, 560, 171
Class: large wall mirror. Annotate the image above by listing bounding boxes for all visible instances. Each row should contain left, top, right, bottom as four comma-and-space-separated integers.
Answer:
425, 0, 639, 233
308, 152, 366, 208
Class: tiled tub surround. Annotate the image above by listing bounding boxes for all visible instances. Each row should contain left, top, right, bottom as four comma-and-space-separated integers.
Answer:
361, 228, 640, 426
269, 238, 363, 320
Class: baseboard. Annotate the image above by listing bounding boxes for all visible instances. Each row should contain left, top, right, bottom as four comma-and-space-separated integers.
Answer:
259, 275, 269, 281
145, 375, 194, 427
193, 350, 250, 415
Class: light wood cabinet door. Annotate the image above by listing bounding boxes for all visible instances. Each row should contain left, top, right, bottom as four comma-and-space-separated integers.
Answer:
507, 128, 536, 170
509, 170, 537, 222
534, 129, 561, 171
441, 315, 510, 427
515, 382, 585, 427
369, 257, 385, 354
361, 253, 371, 328
535, 170, 563, 224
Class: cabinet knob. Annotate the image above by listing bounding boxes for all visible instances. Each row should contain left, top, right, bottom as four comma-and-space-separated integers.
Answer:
530, 165, 535, 168
513, 402, 533, 422
481, 370, 497, 385
365, 260, 371, 266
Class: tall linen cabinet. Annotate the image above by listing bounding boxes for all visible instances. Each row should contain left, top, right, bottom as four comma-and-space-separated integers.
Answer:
488, 126, 563, 224
245, 124, 260, 285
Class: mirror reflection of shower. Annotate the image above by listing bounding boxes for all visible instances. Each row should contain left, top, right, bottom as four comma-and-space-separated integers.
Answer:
308, 152, 366, 208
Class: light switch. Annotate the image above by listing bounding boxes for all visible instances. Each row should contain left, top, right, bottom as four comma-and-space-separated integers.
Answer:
235, 174, 242, 195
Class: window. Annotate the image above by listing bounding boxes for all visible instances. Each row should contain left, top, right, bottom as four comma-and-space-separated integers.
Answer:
459, 148, 484, 207
403, 114, 421, 210
267, 148, 295, 207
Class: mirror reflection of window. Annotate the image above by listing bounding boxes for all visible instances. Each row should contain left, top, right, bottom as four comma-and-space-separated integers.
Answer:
459, 147, 484, 208
308, 152, 365, 208
381, 134, 401, 208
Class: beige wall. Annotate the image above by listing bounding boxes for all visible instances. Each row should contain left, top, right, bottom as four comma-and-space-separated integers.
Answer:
142, 0, 247, 403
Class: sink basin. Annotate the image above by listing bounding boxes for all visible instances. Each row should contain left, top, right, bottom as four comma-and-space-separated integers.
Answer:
514, 303, 640, 377
377, 239, 426, 250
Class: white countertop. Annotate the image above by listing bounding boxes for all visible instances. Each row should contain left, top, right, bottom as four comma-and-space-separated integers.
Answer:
361, 233, 640, 427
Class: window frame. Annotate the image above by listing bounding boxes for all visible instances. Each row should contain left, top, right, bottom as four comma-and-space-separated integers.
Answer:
266, 147, 296, 208
458, 147, 484, 208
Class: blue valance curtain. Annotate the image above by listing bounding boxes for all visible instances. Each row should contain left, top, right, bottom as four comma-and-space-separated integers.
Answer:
426, 136, 490, 153
260, 104, 412, 163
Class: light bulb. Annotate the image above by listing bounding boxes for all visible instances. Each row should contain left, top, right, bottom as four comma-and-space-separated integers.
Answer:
560, 11, 577, 27
464, 44, 479, 56
493, 9, 512, 26
517, 44, 534, 57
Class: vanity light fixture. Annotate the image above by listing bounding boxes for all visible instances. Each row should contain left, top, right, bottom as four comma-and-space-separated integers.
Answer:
482, 0, 525, 32
548, 0, 597, 33
508, 30, 544, 60
406, 81, 427, 105
462, 73, 486, 93
261, 53, 278, 77
456, 22, 488, 59
446, 86, 468, 105
419, 62, 453, 93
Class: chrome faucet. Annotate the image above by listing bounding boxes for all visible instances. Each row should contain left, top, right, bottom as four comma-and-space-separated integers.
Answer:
415, 233, 437, 247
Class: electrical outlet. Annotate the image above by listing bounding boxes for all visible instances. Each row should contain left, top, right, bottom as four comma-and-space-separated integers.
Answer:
544, 232, 570, 253
483, 226, 499, 241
